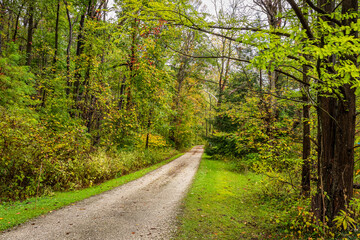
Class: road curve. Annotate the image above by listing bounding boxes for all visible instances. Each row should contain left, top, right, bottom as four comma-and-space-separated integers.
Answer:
1, 146, 204, 240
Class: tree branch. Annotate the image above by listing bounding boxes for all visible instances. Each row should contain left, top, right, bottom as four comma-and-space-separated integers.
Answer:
208, 25, 291, 37
304, 0, 342, 26
276, 69, 310, 86
286, 0, 314, 40
167, 44, 250, 63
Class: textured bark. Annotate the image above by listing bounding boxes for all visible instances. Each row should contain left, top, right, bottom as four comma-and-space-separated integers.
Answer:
314, 86, 356, 222
312, 0, 357, 223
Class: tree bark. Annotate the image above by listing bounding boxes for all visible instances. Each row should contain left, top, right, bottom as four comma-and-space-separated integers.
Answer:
64, 0, 73, 95
12, 3, 24, 42
73, 13, 85, 99
126, 17, 139, 110
301, 64, 311, 197
0, 6, 3, 56
26, 1, 34, 66
145, 109, 152, 149
312, 0, 357, 223
53, 0, 60, 66
314, 86, 356, 222
300, 2, 311, 197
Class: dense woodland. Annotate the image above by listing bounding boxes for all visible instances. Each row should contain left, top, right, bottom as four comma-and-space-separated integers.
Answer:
1, 0, 360, 238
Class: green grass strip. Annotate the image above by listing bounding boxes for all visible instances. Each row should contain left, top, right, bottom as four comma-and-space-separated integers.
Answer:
175, 154, 285, 239
0, 153, 184, 231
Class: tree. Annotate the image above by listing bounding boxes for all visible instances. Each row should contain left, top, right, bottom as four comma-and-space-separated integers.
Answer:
160, 0, 359, 224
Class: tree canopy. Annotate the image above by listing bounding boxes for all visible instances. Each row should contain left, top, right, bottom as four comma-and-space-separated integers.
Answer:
1, 0, 360, 237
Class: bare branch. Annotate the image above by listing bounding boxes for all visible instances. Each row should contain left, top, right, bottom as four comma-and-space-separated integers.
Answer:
286, 0, 314, 40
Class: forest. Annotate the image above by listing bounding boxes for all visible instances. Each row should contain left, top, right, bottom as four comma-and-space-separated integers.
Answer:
0, 0, 360, 238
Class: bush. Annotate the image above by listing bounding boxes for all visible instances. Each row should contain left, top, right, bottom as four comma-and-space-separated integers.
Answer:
0, 108, 91, 201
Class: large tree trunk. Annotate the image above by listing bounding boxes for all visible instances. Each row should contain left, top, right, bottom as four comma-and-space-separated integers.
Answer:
313, 86, 356, 222
311, 0, 357, 223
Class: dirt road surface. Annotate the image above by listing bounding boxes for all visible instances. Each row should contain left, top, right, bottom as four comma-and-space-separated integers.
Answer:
1, 146, 203, 240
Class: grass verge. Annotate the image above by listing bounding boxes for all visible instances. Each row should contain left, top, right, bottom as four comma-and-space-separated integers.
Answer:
0, 152, 184, 232
175, 154, 286, 239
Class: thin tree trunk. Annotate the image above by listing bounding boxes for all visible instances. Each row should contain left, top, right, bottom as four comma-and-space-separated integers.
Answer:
145, 110, 152, 149
73, 13, 85, 99
12, 4, 23, 42
64, 0, 73, 95
53, 0, 60, 66
301, 2, 311, 197
26, 1, 34, 66
0, 7, 3, 55
126, 17, 138, 110
118, 75, 126, 110
301, 64, 311, 197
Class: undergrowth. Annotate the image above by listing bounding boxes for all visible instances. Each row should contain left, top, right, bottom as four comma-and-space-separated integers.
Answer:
0, 152, 183, 231
198, 153, 360, 239
175, 154, 288, 239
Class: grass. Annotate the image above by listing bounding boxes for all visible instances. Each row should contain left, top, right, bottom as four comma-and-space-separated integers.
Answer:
175, 154, 286, 239
0, 152, 184, 232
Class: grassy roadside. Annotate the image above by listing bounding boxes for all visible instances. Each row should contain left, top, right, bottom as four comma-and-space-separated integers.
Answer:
0, 152, 184, 232
175, 154, 286, 239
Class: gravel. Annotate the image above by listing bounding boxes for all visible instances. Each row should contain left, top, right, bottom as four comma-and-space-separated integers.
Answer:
0, 146, 203, 240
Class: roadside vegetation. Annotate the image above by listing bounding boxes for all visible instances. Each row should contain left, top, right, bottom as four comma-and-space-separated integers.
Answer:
176, 154, 293, 239
1, 0, 360, 238
177, 154, 360, 239
176, 154, 286, 239
0, 153, 183, 231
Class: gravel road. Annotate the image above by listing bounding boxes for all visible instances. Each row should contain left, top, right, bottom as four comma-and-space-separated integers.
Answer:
1, 146, 203, 240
